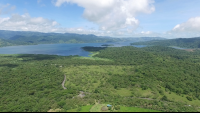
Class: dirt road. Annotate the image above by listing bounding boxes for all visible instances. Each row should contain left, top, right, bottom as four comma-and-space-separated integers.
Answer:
62, 74, 67, 90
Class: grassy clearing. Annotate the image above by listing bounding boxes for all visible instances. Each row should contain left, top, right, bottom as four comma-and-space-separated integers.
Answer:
136, 88, 154, 98
119, 106, 161, 112
75, 56, 112, 61
79, 105, 93, 112
89, 52, 100, 57
62, 65, 135, 93
165, 91, 200, 106
66, 105, 93, 112
73, 52, 113, 61
115, 88, 132, 97
66, 108, 77, 112
90, 104, 108, 112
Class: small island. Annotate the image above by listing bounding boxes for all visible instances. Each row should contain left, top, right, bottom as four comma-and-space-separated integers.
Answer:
101, 44, 114, 47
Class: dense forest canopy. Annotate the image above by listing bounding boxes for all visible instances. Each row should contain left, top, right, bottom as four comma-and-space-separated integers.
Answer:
1, 45, 200, 112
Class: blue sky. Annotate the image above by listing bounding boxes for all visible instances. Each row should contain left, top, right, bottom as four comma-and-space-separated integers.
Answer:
0, 0, 200, 38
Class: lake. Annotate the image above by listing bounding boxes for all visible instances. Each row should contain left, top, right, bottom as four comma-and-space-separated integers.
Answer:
0, 42, 147, 57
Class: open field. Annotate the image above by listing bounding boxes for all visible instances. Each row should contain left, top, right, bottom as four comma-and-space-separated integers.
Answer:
62, 65, 135, 93
73, 52, 113, 61
66, 105, 93, 112
90, 104, 109, 112
79, 105, 93, 112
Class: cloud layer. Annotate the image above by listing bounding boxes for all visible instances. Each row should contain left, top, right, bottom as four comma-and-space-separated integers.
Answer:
0, 13, 59, 32
166, 17, 200, 38
54, 0, 155, 31
172, 17, 200, 33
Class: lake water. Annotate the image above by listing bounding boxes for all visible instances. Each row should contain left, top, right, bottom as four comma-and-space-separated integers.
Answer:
0, 42, 147, 57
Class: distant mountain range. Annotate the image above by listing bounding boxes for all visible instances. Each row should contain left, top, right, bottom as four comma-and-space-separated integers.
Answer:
0, 30, 166, 47
131, 37, 200, 49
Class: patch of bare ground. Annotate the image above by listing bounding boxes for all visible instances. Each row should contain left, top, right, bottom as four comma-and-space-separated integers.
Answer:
62, 74, 67, 90
101, 106, 108, 111
78, 91, 86, 98
77, 91, 91, 98
183, 49, 195, 52
48, 109, 62, 112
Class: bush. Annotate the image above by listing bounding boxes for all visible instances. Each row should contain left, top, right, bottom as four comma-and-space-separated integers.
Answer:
161, 95, 168, 101
57, 100, 66, 108
115, 105, 120, 110
77, 107, 82, 112
186, 96, 193, 101
159, 90, 164, 95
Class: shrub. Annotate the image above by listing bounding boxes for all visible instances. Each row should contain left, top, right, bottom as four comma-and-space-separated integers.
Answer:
186, 96, 193, 101
115, 105, 120, 110
161, 95, 168, 101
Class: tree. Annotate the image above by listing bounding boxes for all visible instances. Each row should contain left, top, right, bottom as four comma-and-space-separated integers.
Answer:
186, 96, 193, 101
108, 106, 112, 110
115, 105, 120, 110
161, 95, 168, 101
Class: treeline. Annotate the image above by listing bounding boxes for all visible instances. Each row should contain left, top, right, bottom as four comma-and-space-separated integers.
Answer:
81, 46, 107, 52
131, 37, 200, 48
0, 39, 14, 47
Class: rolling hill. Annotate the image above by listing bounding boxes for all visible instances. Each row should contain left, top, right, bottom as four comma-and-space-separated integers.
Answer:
131, 37, 200, 49
0, 30, 165, 47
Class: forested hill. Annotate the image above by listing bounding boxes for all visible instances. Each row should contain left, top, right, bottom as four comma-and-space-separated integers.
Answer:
131, 37, 200, 49
0, 30, 165, 47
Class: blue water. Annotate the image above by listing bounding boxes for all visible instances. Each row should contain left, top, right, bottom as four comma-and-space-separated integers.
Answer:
0, 42, 146, 57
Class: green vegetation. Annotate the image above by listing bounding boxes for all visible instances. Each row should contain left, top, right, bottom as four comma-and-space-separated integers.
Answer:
0, 39, 13, 47
67, 104, 161, 112
119, 106, 161, 112
1, 45, 200, 112
90, 104, 108, 112
79, 105, 93, 112
74, 52, 113, 61
66, 105, 93, 112
101, 44, 114, 47
131, 37, 200, 49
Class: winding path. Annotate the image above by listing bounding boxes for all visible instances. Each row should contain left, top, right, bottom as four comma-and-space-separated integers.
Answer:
62, 74, 67, 90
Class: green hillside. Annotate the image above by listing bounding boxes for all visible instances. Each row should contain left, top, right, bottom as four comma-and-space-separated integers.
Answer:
131, 37, 200, 49
0, 30, 165, 47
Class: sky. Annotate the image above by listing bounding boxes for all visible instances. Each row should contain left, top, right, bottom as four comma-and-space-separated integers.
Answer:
0, 0, 200, 39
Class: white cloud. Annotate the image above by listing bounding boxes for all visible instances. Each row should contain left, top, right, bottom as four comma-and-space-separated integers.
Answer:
141, 31, 151, 34
0, 12, 164, 38
172, 17, 200, 32
54, 0, 155, 31
166, 17, 200, 38
0, 13, 106, 35
0, 13, 60, 32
